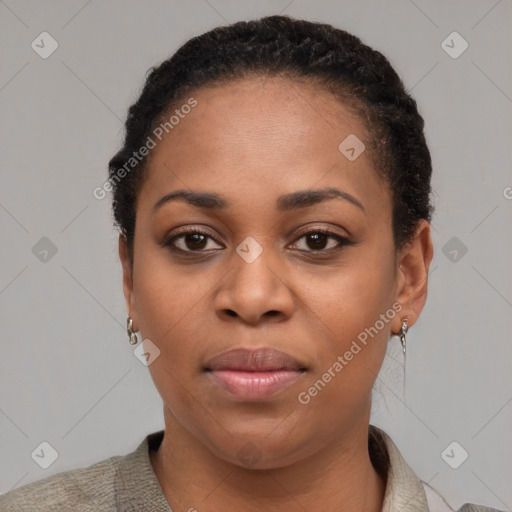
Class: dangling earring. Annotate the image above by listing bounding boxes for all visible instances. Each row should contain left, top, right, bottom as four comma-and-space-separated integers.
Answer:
398, 318, 408, 396
127, 316, 138, 345
398, 318, 408, 358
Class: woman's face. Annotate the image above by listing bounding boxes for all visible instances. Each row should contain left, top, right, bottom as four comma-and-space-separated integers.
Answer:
120, 75, 430, 468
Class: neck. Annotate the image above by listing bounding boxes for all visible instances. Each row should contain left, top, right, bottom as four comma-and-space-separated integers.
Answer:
150, 406, 386, 512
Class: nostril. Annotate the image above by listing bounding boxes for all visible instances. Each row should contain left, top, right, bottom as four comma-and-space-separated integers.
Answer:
226, 310, 237, 317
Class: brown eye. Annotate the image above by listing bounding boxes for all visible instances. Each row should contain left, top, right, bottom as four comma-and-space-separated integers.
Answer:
290, 229, 349, 252
163, 228, 223, 253
179, 233, 208, 250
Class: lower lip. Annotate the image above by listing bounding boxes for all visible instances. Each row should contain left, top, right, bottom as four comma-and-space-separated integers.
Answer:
207, 369, 305, 401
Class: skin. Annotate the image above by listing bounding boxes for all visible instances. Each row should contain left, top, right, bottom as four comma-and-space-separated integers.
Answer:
119, 75, 433, 512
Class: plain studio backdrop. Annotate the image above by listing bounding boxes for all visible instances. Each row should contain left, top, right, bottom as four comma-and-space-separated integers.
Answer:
0, 0, 511, 510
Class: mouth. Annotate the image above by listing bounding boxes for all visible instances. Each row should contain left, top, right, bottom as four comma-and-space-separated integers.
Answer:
204, 347, 307, 401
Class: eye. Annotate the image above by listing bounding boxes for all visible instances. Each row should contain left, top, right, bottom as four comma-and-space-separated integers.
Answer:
290, 228, 350, 252
162, 227, 223, 253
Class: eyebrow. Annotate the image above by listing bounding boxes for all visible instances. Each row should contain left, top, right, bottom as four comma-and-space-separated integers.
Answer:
152, 187, 365, 214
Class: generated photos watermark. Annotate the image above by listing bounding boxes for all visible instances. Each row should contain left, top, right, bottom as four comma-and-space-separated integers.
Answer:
297, 301, 403, 405
93, 97, 198, 200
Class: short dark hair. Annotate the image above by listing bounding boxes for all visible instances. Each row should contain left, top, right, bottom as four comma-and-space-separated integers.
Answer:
108, 15, 434, 263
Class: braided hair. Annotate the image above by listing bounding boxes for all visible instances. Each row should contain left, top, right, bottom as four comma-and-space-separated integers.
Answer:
108, 15, 433, 262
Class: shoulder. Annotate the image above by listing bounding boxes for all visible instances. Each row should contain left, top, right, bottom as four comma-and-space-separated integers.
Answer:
456, 505, 507, 512
422, 482, 503, 512
0, 431, 167, 512
422, 480, 506, 512
369, 425, 505, 512
0, 452, 124, 512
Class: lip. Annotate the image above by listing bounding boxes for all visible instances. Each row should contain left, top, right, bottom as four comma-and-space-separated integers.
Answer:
204, 347, 306, 372
204, 347, 307, 401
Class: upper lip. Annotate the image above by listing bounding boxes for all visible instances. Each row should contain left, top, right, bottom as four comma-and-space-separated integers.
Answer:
204, 347, 306, 372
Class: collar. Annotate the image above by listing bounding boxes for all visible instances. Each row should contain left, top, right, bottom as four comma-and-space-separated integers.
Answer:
370, 425, 431, 511
113, 429, 170, 511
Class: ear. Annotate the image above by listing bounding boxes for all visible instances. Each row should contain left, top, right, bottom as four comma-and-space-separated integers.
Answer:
391, 220, 434, 335
119, 233, 138, 331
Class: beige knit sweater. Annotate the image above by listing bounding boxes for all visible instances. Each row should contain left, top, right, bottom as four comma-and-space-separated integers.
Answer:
0, 425, 504, 511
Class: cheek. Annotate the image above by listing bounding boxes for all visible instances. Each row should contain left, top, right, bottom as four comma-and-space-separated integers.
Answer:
294, 302, 389, 439
299, 250, 396, 341
296, 256, 395, 405
132, 245, 206, 342
131, 248, 224, 394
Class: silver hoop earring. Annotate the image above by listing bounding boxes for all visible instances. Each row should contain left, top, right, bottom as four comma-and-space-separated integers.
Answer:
127, 316, 138, 345
398, 319, 408, 358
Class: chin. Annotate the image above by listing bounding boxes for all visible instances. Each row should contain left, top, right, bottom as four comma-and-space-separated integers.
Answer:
204, 422, 317, 470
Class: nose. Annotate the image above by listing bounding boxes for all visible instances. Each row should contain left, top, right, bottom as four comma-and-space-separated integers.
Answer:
214, 248, 295, 326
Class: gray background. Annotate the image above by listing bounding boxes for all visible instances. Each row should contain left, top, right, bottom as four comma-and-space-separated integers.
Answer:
1, 0, 511, 509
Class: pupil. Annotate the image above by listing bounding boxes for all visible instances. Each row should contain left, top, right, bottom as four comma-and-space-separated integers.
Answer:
187, 234, 206, 250
308, 233, 327, 250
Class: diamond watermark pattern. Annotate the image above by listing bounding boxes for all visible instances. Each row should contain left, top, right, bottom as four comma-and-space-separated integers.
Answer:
31, 441, 59, 469
441, 31, 468, 59
338, 134, 365, 161
31, 32, 59, 59
237, 442, 262, 468
236, 236, 263, 263
134, 339, 161, 366
441, 441, 469, 469
32, 237, 58, 263
442, 236, 468, 263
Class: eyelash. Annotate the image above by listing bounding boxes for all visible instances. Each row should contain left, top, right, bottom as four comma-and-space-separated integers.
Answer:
162, 226, 352, 256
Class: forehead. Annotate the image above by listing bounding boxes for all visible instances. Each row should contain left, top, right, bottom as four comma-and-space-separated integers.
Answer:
138, 76, 390, 220
155, 75, 366, 162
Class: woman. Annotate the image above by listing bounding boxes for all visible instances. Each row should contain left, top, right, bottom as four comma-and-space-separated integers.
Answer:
0, 15, 504, 512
